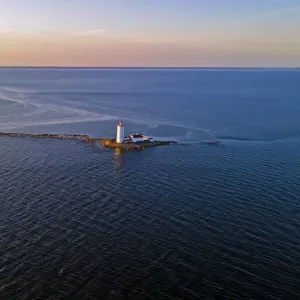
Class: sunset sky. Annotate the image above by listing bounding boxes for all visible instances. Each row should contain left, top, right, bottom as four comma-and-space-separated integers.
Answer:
0, 0, 299, 67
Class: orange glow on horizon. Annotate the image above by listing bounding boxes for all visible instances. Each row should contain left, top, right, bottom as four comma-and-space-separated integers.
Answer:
0, 30, 299, 67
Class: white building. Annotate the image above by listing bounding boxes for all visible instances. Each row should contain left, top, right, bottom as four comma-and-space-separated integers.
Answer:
116, 121, 125, 143
129, 134, 145, 143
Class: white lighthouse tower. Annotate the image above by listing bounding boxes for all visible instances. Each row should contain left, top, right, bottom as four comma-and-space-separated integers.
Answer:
116, 121, 125, 143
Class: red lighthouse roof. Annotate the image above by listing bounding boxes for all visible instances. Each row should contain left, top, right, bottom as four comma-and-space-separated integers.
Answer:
117, 121, 124, 127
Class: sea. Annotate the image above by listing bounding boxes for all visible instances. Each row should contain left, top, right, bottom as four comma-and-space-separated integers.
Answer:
0, 67, 300, 300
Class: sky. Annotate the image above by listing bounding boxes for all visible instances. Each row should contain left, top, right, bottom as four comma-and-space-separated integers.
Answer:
0, 0, 299, 67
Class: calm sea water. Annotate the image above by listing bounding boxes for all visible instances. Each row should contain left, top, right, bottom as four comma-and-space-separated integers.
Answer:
1, 68, 300, 299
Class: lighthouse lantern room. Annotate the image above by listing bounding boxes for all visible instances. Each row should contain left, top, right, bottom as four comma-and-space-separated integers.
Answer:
116, 121, 125, 143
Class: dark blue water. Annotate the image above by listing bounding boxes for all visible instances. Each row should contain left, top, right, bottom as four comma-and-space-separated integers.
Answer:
1, 68, 300, 299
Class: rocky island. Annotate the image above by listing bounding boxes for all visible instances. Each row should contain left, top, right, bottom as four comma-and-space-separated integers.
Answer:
0, 121, 177, 151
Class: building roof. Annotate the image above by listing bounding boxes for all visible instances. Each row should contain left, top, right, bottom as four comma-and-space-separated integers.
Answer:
118, 121, 124, 126
131, 134, 143, 138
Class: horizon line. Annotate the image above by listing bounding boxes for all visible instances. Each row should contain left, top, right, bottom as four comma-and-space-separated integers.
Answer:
0, 66, 299, 69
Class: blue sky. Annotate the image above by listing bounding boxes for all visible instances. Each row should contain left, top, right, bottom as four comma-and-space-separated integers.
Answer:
0, 0, 299, 66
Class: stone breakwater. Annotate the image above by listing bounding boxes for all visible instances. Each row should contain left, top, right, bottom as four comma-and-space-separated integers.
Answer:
0, 132, 89, 140
0, 132, 177, 150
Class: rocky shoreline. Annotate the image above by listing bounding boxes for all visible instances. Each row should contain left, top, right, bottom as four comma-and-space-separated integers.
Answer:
0, 132, 177, 150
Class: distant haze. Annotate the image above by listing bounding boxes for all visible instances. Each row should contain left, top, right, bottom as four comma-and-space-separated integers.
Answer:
0, 0, 300, 67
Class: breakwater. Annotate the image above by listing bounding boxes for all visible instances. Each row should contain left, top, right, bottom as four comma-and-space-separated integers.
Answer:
0, 131, 177, 150
0, 131, 89, 140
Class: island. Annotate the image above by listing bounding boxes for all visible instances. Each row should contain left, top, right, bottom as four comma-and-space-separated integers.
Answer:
0, 121, 177, 151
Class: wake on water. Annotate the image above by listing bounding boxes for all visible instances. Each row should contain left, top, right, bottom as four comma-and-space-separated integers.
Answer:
5, 87, 278, 145
0, 87, 216, 143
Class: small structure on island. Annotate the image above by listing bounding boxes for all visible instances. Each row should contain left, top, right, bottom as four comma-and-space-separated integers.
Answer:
116, 121, 125, 143
129, 134, 145, 143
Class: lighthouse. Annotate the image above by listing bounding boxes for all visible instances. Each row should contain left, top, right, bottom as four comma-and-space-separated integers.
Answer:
116, 121, 125, 143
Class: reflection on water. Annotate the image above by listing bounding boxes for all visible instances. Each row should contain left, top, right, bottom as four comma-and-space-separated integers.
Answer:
113, 147, 123, 168
114, 147, 121, 157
